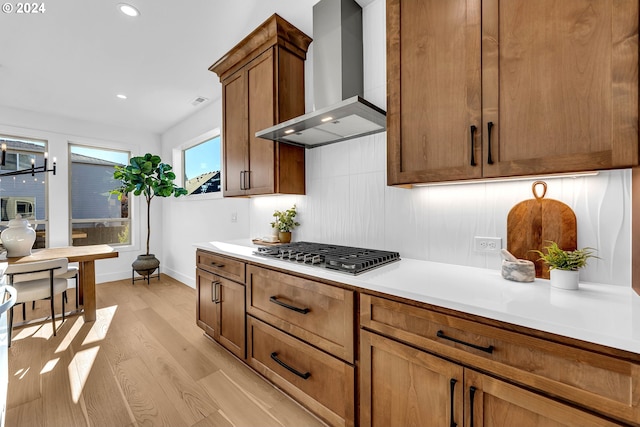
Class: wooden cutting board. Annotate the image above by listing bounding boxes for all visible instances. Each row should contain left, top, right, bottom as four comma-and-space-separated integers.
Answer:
507, 181, 577, 279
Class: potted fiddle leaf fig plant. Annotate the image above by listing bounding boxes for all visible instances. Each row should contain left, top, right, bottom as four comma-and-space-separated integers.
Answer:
532, 241, 598, 290
270, 204, 300, 243
111, 153, 187, 279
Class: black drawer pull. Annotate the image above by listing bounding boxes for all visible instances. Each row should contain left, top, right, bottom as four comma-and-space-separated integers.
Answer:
487, 121, 494, 164
449, 378, 457, 427
270, 352, 311, 380
469, 386, 477, 427
469, 125, 477, 166
269, 296, 310, 314
437, 330, 494, 354
210, 262, 225, 268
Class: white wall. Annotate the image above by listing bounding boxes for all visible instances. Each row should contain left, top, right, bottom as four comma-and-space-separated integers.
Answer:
160, 99, 250, 287
0, 105, 160, 283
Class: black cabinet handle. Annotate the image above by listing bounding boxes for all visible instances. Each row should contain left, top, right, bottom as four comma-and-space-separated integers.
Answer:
269, 296, 310, 314
450, 378, 457, 427
211, 262, 225, 268
270, 352, 311, 380
469, 386, 477, 427
211, 281, 221, 303
487, 121, 494, 164
437, 330, 494, 354
470, 125, 477, 166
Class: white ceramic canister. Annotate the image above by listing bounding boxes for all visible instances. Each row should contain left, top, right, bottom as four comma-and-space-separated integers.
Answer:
1, 214, 36, 257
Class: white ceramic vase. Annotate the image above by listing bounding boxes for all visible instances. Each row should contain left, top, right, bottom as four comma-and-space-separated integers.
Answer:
549, 269, 580, 290
1, 214, 36, 257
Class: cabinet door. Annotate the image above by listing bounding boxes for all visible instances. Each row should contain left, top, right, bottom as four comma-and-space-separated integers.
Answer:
482, 0, 639, 177
222, 70, 248, 196
218, 277, 246, 360
464, 370, 623, 427
360, 330, 463, 427
387, 0, 482, 185
246, 49, 276, 195
196, 268, 218, 338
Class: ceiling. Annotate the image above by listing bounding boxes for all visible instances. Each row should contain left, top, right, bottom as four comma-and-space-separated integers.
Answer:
0, 0, 335, 134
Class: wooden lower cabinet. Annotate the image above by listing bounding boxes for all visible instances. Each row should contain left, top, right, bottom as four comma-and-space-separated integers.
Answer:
360, 330, 622, 427
248, 316, 355, 427
196, 267, 246, 360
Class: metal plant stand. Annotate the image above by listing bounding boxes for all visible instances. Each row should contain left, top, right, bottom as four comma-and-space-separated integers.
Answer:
132, 266, 160, 285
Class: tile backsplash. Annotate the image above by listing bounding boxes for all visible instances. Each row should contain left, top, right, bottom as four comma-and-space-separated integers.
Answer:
249, 134, 631, 287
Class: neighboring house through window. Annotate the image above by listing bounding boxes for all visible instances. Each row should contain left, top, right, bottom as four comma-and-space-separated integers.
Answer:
183, 134, 221, 195
69, 145, 130, 246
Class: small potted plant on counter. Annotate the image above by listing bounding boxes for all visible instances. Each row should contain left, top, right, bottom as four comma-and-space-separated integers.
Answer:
271, 204, 300, 243
532, 241, 598, 290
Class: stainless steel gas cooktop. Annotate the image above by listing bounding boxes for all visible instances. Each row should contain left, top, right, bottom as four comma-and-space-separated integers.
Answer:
254, 241, 400, 275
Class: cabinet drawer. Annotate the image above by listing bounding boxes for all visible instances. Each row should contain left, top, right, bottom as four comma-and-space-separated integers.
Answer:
247, 316, 355, 427
246, 265, 354, 362
361, 294, 640, 425
196, 250, 245, 283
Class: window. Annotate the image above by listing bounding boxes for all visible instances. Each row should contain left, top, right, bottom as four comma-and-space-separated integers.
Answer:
0, 136, 49, 249
183, 135, 221, 195
69, 145, 130, 246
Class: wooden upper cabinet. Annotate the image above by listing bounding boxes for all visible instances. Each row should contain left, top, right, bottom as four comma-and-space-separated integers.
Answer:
210, 14, 311, 196
387, 0, 639, 186
387, 0, 482, 185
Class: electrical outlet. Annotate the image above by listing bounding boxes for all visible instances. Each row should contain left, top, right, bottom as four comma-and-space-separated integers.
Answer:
474, 236, 502, 252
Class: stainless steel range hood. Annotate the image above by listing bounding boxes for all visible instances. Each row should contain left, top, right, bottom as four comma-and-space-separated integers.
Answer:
255, 0, 386, 148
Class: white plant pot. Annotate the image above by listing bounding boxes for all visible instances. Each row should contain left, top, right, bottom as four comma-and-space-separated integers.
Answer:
549, 269, 580, 290
1, 215, 36, 257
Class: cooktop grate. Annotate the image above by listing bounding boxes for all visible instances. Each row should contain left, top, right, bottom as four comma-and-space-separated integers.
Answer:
254, 241, 400, 275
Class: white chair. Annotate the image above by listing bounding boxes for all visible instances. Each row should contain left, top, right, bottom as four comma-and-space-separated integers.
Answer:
5, 258, 69, 346
60, 265, 79, 309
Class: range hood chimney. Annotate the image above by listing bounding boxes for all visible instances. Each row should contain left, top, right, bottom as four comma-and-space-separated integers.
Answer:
255, 0, 386, 148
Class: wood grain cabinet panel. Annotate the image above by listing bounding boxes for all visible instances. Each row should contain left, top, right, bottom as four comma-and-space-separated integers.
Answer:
360, 330, 620, 427
361, 294, 640, 425
248, 316, 355, 427
196, 250, 246, 360
246, 265, 355, 363
387, 0, 639, 185
210, 14, 311, 196
196, 250, 245, 283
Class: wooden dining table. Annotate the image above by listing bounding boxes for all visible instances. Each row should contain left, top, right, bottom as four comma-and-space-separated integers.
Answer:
5, 244, 119, 322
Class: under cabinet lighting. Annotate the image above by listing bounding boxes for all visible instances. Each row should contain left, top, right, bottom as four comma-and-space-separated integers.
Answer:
118, 3, 140, 17
321, 116, 333, 122
412, 172, 600, 187
284, 129, 295, 135
116, 94, 127, 99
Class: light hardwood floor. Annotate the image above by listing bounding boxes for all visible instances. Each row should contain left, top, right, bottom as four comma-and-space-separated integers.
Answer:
6, 275, 327, 427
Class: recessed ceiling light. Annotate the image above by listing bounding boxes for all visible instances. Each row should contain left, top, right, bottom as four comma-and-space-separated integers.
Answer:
118, 3, 140, 17
116, 94, 127, 99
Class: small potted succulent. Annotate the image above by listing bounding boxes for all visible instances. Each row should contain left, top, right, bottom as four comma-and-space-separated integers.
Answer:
270, 204, 300, 243
532, 241, 598, 290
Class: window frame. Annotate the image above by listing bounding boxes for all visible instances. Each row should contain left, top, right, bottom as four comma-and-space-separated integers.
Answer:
68, 143, 131, 247
173, 128, 223, 201
0, 134, 50, 248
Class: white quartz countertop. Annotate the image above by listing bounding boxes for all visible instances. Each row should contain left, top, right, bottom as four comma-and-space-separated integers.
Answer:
194, 240, 640, 355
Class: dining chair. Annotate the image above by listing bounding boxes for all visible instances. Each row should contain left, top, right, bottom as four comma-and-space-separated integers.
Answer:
5, 258, 70, 346
60, 265, 79, 309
